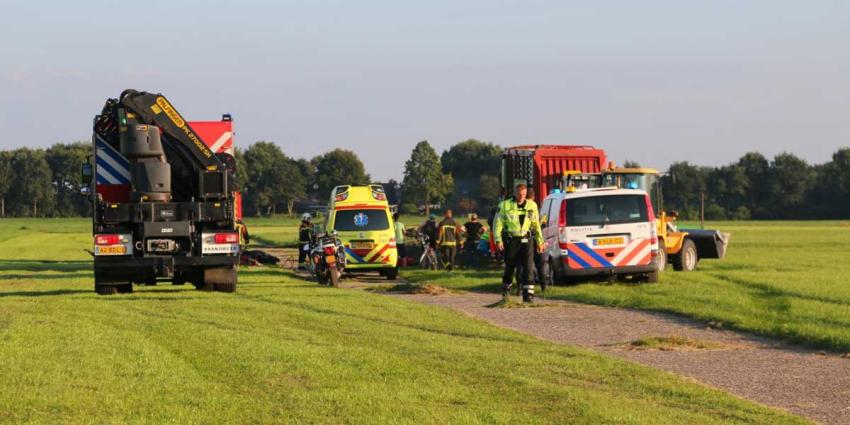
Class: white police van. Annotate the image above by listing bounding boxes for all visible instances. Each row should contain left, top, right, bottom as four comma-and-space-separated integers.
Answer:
539, 187, 659, 283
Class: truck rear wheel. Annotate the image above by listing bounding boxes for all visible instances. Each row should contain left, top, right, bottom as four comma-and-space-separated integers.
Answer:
202, 266, 237, 293
95, 269, 133, 295
672, 239, 698, 271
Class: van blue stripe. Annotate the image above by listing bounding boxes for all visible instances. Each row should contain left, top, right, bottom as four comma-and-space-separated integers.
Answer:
576, 243, 613, 267
96, 157, 131, 185
344, 247, 365, 263
568, 251, 591, 269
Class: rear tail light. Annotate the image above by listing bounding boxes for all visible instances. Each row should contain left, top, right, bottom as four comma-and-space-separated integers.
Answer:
95, 234, 120, 245
644, 194, 655, 220
388, 237, 397, 248
558, 227, 569, 249
324, 246, 336, 255
558, 200, 567, 227
214, 233, 239, 244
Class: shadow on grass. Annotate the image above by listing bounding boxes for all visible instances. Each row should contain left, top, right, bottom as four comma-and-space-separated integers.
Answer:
0, 289, 90, 298
0, 272, 91, 281
0, 259, 91, 273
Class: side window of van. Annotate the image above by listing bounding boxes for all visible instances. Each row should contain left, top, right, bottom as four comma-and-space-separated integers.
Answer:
548, 198, 561, 227
540, 198, 551, 227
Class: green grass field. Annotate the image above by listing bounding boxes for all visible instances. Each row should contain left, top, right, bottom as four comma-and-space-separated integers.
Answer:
404, 220, 850, 352
0, 218, 807, 424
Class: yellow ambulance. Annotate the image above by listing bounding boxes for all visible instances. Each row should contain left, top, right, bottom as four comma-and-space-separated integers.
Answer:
325, 185, 398, 279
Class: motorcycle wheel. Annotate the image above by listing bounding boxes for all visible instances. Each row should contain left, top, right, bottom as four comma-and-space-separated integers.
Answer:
329, 267, 341, 287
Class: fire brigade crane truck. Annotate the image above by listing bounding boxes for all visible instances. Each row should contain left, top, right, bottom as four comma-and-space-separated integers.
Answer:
80, 89, 240, 295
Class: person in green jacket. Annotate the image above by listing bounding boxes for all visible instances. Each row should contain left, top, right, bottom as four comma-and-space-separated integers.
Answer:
393, 213, 407, 267
494, 183, 544, 303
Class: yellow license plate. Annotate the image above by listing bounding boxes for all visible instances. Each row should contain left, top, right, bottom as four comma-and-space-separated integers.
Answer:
593, 237, 624, 246
351, 241, 374, 250
99, 245, 126, 255
326, 255, 336, 264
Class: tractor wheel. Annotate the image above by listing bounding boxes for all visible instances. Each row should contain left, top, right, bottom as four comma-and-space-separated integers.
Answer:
672, 239, 698, 271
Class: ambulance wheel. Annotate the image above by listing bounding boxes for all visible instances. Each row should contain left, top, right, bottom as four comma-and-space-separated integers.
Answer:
672, 239, 698, 272
386, 267, 398, 280
656, 239, 667, 272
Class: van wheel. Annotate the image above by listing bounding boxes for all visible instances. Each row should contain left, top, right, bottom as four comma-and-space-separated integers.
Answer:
656, 239, 667, 272
672, 239, 697, 271
645, 271, 659, 283
386, 267, 398, 280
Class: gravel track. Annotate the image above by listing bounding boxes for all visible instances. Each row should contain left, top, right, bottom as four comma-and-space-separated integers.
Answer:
340, 275, 849, 425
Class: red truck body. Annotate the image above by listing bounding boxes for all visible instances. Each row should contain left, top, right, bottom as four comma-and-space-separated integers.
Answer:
501, 145, 608, 204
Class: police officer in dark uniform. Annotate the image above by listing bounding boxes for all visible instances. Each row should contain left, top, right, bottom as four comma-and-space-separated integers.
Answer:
298, 213, 313, 270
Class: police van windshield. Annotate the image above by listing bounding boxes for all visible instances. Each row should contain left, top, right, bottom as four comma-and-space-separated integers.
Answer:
567, 194, 648, 226
334, 209, 390, 231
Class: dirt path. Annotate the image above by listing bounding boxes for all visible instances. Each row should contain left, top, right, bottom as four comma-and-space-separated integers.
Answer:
340, 277, 849, 425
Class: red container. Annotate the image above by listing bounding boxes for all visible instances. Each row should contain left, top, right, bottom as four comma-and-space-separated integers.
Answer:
502, 145, 607, 204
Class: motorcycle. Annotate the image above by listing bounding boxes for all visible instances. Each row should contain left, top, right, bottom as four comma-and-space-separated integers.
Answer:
309, 231, 345, 287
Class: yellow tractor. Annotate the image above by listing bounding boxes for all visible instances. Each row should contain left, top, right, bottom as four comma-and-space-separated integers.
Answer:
602, 167, 730, 271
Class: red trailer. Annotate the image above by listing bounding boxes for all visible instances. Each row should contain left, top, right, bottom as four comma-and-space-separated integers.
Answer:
501, 145, 608, 203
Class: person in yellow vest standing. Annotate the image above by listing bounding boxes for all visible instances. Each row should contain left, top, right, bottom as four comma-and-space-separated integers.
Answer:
393, 212, 407, 267
494, 183, 544, 303
437, 209, 461, 271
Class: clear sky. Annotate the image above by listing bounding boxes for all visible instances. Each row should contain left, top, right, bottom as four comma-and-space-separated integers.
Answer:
1, 0, 848, 180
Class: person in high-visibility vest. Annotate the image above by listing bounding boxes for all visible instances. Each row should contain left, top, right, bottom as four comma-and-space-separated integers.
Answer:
393, 212, 407, 267
298, 213, 313, 270
437, 209, 461, 271
494, 183, 544, 303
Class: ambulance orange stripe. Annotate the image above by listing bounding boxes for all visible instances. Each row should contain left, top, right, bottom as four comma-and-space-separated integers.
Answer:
635, 252, 653, 266
618, 239, 650, 266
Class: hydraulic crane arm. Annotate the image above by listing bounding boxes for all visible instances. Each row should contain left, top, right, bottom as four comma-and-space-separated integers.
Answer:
118, 89, 224, 171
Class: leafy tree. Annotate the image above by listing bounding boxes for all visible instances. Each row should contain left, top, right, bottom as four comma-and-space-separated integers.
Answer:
622, 160, 642, 168
7, 148, 53, 217
45, 142, 90, 217
737, 152, 771, 217
661, 162, 709, 219
440, 139, 501, 178
769, 152, 813, 215
403, 141, 453, 215
312, 149, 370, 200
478, 174, 502, 207
440, 139, 501, 211
0, 152, 12, 217
243, 142, 306, 216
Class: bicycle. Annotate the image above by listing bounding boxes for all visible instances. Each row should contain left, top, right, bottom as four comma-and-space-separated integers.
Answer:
419, 233, 440, 270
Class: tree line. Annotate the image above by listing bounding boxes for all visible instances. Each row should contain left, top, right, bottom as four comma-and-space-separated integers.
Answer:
0, 140, 848, 220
